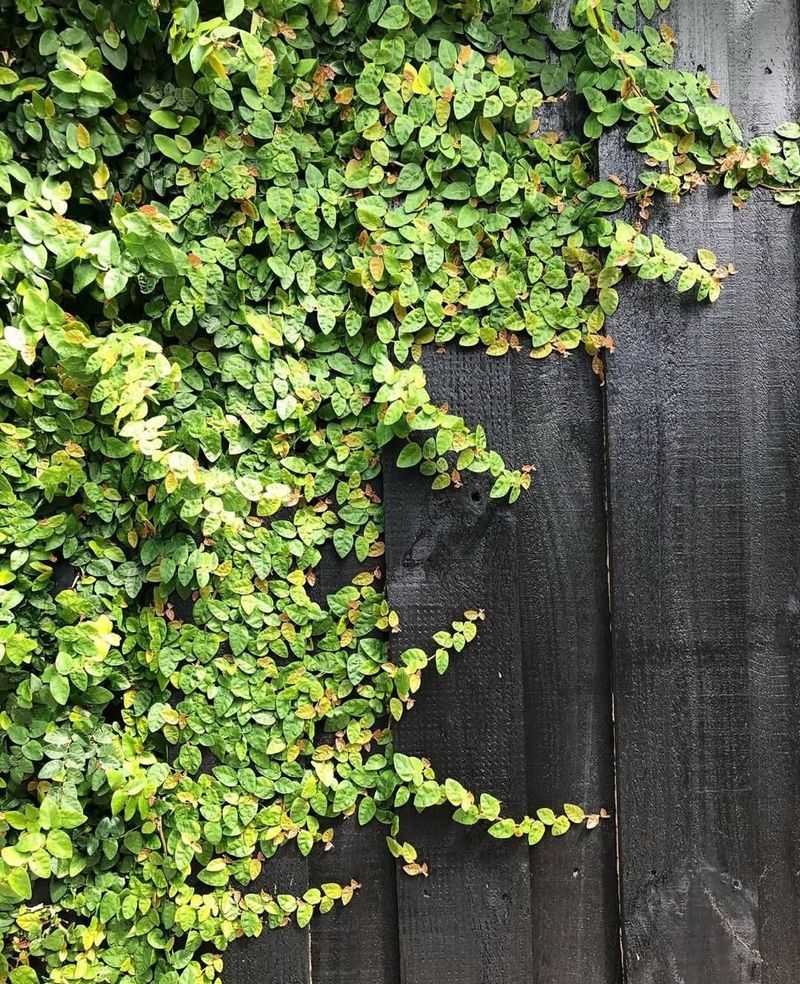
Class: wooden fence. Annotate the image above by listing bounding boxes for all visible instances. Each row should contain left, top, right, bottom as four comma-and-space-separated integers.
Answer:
225, 1, 800, 980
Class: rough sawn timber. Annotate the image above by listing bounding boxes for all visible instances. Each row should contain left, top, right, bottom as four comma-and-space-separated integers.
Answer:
601, 1, 800, 981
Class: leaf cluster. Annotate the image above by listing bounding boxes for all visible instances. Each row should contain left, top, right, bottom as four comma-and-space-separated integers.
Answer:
0, 0, 798, 981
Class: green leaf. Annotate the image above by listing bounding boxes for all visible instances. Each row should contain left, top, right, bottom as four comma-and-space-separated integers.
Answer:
643, 138, 674, 161
526, 820, 544, 846
377, 5, 409, 29
540, 62, 567, 96
405, 0, 433, 21
776, 122, 800, 140
370, 292, 394, 317
444, 778, 468, 806
358, 797, 377, 825
564, 803, 585, 824
265, 186, 293, 218
453, 92, 475, 120
588, 180, 622, 199
487, 818, 515, 839
151, 109, 181, 129
396, 443, 422, 468
464, 284, 494, 309
392, 753, 423, 787
333, 527, 354, 558
7, 866, 32, 900
551, 814, 571, 836
697, 248, 717, 271
0, 340, 17, 375
49, 674, 70, 706
153, 134, 184, 162
10, 969, 39, 984
81, 70, 114, 99
478, 793, 501, 820
46, 829, 73, 859
39, 797, 60, 831
396, 163, 425, 192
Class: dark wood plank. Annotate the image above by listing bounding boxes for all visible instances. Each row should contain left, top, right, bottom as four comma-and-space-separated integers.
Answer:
384, 347, 536, 984
310, 819, 400, 984
383, 0, 620, 975
309, 548, 401, 984
726, 1, 800, 978
223, 850, 311, 984
511, 353, 620, 984
602, 1, 800, 981
385, 354, 618, 982
521, 4, 621, 977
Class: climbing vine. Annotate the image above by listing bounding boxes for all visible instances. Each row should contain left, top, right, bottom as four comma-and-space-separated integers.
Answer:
0, 0, 798, 981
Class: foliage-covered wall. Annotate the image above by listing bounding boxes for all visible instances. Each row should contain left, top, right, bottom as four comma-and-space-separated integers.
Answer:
1, 0, 799, 982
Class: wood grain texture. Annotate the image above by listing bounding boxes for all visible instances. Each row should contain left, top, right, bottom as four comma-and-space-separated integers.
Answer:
223, 850, 311, 984
384, 342, 618, 984
602, 2, 800, 981
383, 0, 619, 975
511, 354, 619, 984
309, 548, 401, 984
520, 5, 620, 977
310, 819, 400, 984
384, 348, 535, 984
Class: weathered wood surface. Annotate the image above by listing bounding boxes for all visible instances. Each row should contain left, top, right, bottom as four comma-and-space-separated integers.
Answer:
384, 350, 536, 984
383, 344, 619, 984
309, 549, 401, 984
380, 0, 619, 973
224, 551, 401, 984
512, 355, 619, 984
223, 2, 800, 982
601, 1, 800, 982
222, 850, 311, 984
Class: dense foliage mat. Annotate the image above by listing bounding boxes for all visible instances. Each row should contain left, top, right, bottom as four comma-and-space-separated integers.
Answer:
1, 0, 799, 981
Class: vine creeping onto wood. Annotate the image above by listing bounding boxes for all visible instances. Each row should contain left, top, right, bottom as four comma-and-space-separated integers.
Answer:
0, 0, 799, 982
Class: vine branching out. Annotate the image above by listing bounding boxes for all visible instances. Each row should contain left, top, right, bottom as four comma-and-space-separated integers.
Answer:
0, 0, 798, 981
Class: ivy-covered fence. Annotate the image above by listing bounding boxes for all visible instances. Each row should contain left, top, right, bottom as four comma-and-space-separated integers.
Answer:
232, 1, 800, 981
1, 0, 798, 982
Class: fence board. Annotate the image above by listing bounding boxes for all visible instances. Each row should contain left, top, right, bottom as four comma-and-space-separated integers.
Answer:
522, 5, 620, 977
727, 1, 800, 977
602, 1, 800, 981
384, 350, 535, 984
223, 851, 311, 984
309, 550, 401, 984
384, 343, 618, 982
511, 355, 619, 984
310, 820, 400, 984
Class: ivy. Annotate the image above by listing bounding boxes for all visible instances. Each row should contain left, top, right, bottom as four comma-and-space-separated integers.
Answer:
0, 0, 798, 981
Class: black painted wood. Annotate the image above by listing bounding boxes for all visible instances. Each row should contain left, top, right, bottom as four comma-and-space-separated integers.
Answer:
602, 1, 800, 981
512, 354, 619, 984
382, 0, 618, 978
384, 348, 536, 984
222, 850, 311, 984
310, 819, 400, 984
309, 548, 401, 984
521, 4, 621, 976
384, 344, 619, 983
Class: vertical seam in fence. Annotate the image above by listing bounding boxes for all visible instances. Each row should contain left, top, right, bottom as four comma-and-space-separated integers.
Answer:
392, 835, 403, 984
513, 484, 536, 974
602, 377, 625, 984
